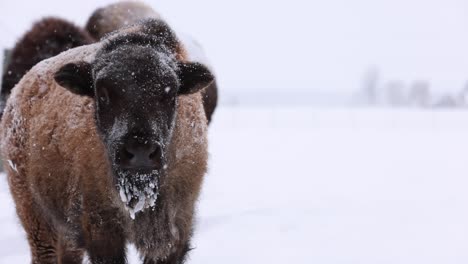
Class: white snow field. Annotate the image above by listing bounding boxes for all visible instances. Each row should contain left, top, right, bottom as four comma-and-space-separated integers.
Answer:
1, 107, 468, 263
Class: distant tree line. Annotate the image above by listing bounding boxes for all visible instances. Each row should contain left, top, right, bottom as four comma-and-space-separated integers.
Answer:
361, 68, 468, 108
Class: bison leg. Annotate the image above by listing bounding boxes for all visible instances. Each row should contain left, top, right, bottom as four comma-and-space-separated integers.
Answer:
82, 209, 127, 264
18, 204, 59, 264
58, 249, 84, 264
142, 242, 191, 264
57, 238, 84, 264
18, 200, 83, 264
85, 237, 126, 264
8, 167, 60, 263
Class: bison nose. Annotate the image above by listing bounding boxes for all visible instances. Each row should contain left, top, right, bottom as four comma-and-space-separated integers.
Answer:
118, 140, 162, 169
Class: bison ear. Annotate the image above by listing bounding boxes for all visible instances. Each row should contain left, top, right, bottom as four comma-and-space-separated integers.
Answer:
177, 62, 214, 95
54, 62, 94, 97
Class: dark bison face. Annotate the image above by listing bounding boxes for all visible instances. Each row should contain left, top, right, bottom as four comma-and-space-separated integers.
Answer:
54, 43, 213, 217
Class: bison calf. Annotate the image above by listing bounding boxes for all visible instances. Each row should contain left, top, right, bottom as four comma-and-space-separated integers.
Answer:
1, 19, 213, 264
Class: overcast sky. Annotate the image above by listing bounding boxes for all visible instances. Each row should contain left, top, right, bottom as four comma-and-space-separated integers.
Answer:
2, 0, 468, 95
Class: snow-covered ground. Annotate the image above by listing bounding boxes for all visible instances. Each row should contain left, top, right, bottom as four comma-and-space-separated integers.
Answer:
1, 107, 468, 263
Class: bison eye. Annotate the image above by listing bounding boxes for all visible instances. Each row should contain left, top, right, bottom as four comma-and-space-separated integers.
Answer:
98, 86, 112, 105
96, 77, 119, 105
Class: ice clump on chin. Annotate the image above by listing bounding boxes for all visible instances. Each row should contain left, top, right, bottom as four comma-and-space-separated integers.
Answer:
117, 170, 160, 219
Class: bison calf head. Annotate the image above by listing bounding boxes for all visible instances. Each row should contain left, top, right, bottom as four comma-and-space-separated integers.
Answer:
53, 20, 213, 217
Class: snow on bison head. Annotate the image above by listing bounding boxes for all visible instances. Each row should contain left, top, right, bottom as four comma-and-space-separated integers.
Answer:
53, 19, 214, 213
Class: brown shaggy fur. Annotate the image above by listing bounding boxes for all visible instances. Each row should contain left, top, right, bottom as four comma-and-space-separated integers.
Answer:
85, 1, 161, 40
0, 25, 208, 263
86, 1, 218, 124
0, 17, 94, 115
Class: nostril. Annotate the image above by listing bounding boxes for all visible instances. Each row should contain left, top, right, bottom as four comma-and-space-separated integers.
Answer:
119, 140, 162, 168
149, 146, 161, 160
123, 148, 135, 160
